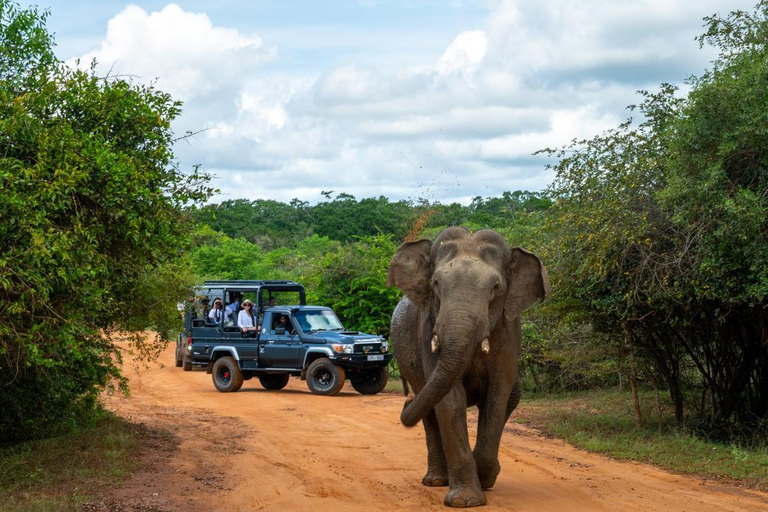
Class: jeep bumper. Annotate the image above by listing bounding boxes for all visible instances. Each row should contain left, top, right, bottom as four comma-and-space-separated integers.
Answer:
333, 353, 392, 369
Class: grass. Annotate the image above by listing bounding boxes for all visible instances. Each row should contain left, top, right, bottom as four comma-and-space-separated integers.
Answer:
384, 374, 406, 394
0, 412, 150, 512
516, 388, 768, 490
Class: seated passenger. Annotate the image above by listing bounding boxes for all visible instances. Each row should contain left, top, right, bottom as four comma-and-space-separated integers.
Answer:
238, 300, 259, 335
198, 296, 210, 319
275, 314, 293, 334
209, 298, 225, 324
224, 292, 242, 326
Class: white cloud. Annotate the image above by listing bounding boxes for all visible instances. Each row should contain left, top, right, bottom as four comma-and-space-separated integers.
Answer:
69, 0, 756, 205
73, 4, 275, 102
436, 30, 488, 76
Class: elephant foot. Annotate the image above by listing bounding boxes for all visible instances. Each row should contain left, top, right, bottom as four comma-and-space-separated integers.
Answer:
422, 468, 449, 487
444, 486, 487, 508
477, 461, 501, 489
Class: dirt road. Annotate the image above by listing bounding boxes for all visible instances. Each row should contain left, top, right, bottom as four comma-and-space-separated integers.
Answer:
101, 343, 768, 511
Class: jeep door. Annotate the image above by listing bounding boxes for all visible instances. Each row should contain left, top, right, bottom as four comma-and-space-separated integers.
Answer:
260, 313, 301, 368
215, 319, 260, 367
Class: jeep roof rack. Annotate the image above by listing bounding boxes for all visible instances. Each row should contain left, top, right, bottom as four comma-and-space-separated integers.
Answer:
202, 280, 302, 286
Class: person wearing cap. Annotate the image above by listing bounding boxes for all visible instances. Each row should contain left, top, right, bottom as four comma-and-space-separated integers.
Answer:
237, 300, 259, 335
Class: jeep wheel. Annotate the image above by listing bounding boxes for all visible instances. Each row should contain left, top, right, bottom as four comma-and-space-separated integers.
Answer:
212, 356, 244, 392
350, 367, 389, 395
175, 346, 183, 368
259, 373, 290, 390
306, 358, 345, 396
182, 352, 192, 372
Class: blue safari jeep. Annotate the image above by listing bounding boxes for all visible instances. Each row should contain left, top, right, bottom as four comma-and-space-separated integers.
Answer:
178, 280, 392, 395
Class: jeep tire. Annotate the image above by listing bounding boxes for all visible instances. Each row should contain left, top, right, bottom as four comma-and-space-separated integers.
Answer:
306, 358, 345, 396
350, 367, 388, 395
212, 356, 244, 392
259, 373, 290, 390
175, 346, 183, 368
182, 352, 192, 372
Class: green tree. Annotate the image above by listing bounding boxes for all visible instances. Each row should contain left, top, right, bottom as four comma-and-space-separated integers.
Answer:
0, 0, 212, 443
303, 235, 400, 337
543, 1, 768, 440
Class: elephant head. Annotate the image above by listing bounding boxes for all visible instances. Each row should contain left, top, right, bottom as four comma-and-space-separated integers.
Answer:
387, 227, 549, 427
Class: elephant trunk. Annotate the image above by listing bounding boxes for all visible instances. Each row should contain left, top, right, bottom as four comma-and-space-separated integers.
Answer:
400, 316, 480, 427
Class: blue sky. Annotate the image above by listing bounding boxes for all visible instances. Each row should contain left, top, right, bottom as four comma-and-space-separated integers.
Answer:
26, 0, 758, 205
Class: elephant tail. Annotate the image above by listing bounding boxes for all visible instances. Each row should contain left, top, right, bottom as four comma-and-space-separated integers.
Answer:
401, 376, 410, 396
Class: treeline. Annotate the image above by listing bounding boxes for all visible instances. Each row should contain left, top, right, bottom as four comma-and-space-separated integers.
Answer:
188, 190, 550, 250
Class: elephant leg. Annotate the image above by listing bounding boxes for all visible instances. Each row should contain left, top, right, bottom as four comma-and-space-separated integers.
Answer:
435, 386, 486, 507
506, 378, 522, 417
474, 377, 517, 489
422, 410, 449, 486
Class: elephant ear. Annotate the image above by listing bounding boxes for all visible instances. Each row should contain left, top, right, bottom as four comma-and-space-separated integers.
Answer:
504, 247, 550, 320
386, 239, 433, 306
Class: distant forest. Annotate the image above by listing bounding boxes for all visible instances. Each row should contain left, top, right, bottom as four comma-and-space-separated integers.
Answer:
187, 191, 552, 250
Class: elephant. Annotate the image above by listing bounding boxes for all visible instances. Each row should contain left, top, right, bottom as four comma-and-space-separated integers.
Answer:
387, 227, 550, 507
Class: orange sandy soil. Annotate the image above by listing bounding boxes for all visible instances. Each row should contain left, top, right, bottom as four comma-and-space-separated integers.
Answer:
87, 342, 768, 511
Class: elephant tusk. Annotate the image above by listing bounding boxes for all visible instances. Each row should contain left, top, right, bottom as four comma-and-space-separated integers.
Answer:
481, 338, 490, 355
431, 334, 440, 353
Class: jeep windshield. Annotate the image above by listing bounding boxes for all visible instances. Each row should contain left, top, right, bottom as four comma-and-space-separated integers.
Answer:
295, 310, 344, 333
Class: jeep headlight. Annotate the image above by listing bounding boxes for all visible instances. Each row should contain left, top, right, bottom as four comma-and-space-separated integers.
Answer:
381, 341, 388, 352
332, 344, 354, 354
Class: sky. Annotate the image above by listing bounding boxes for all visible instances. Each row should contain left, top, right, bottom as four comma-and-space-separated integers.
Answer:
27, 0, 758, 205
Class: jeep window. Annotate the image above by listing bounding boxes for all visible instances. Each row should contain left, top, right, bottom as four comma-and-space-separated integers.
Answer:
295, 310, 344, 333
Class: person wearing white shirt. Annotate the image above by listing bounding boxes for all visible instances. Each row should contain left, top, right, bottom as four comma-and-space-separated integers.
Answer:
209, 298, 225, 324
224, 292, 242, 326
237, 300, 259, 336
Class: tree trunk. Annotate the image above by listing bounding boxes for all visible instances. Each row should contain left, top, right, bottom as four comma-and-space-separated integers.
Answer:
645, 370, 663, 424
626, 327, 642, 428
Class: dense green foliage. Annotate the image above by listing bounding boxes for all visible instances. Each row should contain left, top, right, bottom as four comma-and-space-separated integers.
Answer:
0, 0, 211, 444
542, 2, 768, 441
189, 190, 550, 249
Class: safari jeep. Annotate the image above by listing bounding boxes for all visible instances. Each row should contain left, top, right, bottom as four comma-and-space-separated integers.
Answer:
178, 280, 392, 395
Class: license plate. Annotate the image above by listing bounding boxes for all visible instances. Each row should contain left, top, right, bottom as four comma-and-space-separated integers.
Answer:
367, 354, 384, 361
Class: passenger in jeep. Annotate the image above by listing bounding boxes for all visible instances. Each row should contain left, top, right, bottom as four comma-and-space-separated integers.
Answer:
225, 292, 242, 326
209, 298, 225, 324
275, 314, 293, 334
238, 300, 259, 336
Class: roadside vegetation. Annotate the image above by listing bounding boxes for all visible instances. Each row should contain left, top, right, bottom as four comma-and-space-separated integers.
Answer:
0, 413, 162, 512
516, 389, 768, 491
2, 0, 768, 507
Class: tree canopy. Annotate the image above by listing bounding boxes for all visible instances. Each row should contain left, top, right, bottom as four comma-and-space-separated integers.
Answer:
543, 1, 768, 438
0, 0, 212, 443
